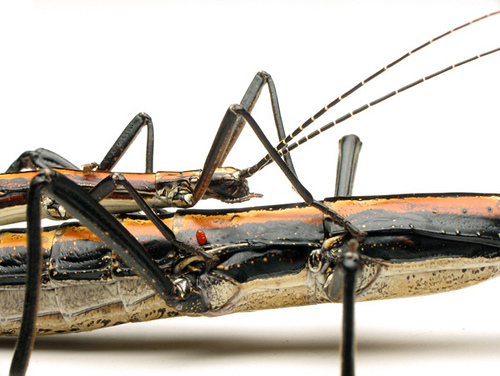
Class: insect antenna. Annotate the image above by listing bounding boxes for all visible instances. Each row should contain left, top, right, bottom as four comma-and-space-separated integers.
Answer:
279, 46, 500, 158
239, 10, 500, 178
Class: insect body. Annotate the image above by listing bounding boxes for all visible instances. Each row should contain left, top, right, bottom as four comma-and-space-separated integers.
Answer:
0, 193, 498, 336
0, 167, 257, 226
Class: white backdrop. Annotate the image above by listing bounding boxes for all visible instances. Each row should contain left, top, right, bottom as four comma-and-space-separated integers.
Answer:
1, 1, 499, 375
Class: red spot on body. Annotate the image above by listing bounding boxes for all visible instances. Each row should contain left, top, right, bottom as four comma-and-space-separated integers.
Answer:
196, 229, 207, 245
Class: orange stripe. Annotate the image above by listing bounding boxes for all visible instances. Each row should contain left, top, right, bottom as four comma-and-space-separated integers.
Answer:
326, 195, 499, 217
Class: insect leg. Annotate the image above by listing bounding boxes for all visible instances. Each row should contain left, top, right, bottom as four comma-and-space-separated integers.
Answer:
339, 240, 361, 376
335, 135, 362, 197
191, 71, 295, 204
96, 112, 154, 173
222, 71, 295, 173
88, 172, 214, 261
332, 135, 363, 375
9, 169, 175, 376
5, 148, 79, 172
5, 113, 154, 174
231, 105, 366, 240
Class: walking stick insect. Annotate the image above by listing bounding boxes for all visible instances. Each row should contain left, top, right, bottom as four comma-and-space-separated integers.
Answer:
0, 10, 498, 374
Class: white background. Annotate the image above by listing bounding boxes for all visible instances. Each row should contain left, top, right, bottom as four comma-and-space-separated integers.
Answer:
0, 1, 499, 375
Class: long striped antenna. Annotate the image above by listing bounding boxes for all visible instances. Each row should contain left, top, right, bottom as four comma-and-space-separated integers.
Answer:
240, 10, 500, 178
281, 47, 500, 156
240, 45, 500, 178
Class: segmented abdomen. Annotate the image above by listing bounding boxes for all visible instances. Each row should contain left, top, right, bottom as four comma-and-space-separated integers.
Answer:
0, 221, 183, 336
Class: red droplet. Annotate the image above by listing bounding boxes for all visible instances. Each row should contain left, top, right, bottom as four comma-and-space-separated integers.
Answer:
196, 229, 207, 245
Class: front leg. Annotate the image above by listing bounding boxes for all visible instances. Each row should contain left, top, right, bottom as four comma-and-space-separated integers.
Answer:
192, 71, 296, 204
